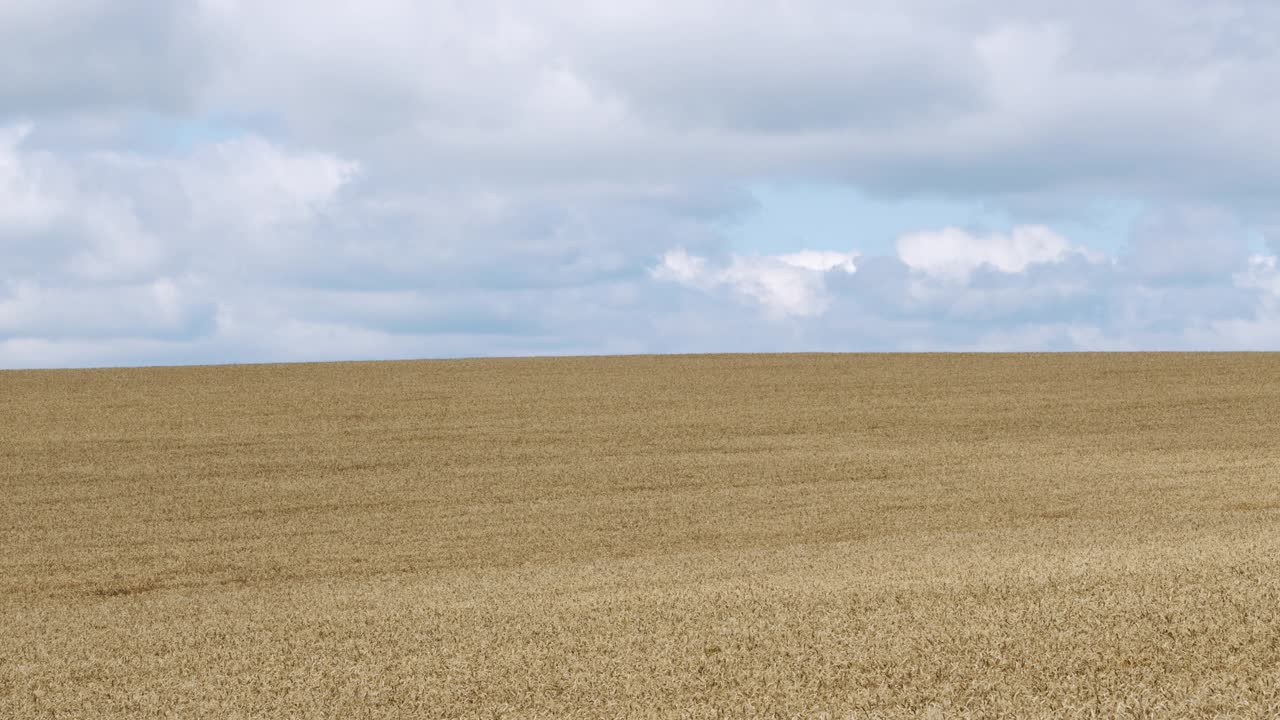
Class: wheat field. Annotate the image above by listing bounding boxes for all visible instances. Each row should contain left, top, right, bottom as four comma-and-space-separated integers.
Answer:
3, 353, 1280, 718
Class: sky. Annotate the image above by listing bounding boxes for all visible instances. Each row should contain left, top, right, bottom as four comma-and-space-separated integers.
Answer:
4, 1, 1280, 368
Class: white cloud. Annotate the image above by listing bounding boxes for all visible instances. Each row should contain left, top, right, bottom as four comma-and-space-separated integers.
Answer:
0, 123, 62, 237
179, 136, 358, 233
1236, 254, 1280, 301
895, 225, 1090, 282
650, 248, 709, 288
1188, 254, 1280, 349
0, 278, 213, 340
774, 250, 859, 274
0, 123, 358, 286
654, 248, 857, 318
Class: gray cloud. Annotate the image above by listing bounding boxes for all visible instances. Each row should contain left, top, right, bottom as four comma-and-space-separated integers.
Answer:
563, 4, 985, 133
0, 1, 206, 120
3, 1, 1280, 367
1124, 206, 1252, 284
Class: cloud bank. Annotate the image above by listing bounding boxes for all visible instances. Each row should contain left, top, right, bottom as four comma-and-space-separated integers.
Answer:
4, 1, 1280, 367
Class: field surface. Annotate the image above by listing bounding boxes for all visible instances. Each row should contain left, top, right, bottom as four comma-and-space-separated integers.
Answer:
3, 353, 1280, 718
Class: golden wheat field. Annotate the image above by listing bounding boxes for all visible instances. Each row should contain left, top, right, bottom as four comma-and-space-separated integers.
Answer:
3, 353, 1280, 718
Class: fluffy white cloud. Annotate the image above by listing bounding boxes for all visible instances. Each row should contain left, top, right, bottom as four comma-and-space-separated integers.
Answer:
653, 248, 858, 318
0, 124, 53, 233
0, 123, 357, 283
774, 251, 860, 274
179, 137, 358, 233
1238, 255, 1280, 298
895, 226, 1088, 281
0, 278, 213, 341
649, 207, 1280, 354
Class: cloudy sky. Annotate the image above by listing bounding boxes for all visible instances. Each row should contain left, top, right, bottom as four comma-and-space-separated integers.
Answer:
4, 1, 1280, 368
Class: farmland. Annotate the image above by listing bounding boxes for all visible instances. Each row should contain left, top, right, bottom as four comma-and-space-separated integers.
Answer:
3, 353, 1280, 718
